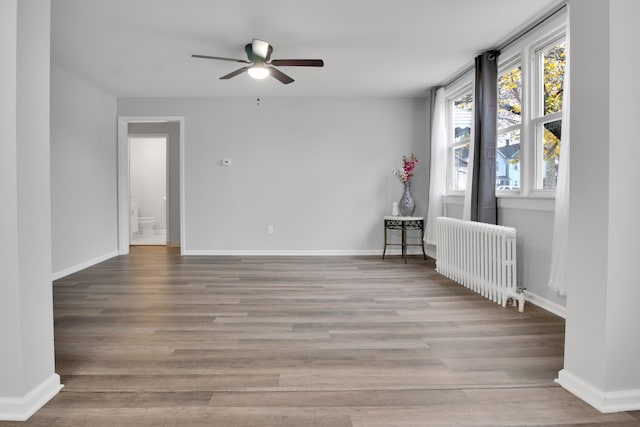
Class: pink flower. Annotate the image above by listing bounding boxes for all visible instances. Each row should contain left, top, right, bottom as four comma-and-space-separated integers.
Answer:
392, 153, 419, 182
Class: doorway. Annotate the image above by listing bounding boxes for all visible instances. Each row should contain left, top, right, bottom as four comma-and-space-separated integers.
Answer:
129, 136, 167, 245
117, 116, 185, 255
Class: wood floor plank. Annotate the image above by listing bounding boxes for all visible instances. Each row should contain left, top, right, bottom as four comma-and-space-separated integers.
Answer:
207, 389, 469, 407
3, 247, 636, 426
61, 374, 280, 392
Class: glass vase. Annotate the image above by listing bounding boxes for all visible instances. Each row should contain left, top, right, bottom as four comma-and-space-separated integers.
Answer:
399, 181, 415, 216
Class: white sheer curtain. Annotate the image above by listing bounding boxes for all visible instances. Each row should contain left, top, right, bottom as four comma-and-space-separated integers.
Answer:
425, 88, 447, 255
548, 11, 570, 296
462, 108, 476, 221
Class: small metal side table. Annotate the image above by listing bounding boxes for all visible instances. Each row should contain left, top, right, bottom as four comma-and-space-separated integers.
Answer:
382, 216, 427, 263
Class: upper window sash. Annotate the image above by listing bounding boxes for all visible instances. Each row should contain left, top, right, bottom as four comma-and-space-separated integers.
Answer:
497, 59, 523, 132
532, 32, 566, 120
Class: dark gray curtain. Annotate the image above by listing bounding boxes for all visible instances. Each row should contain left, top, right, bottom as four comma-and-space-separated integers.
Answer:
470, 50, 499, 224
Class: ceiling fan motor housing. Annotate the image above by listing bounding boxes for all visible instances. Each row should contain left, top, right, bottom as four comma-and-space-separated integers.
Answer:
245, 40, 272, 63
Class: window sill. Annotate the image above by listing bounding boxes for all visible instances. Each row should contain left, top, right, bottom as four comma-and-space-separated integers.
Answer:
498, 197, 555, 212
444, 193, 555, 212
444, 194, 464, 205
497, 190, 556, 199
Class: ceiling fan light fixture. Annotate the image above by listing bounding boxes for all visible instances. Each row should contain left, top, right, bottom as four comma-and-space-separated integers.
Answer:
248, 66, 269, 80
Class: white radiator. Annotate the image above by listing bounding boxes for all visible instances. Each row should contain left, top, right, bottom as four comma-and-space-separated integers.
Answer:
436, 217, 524, 312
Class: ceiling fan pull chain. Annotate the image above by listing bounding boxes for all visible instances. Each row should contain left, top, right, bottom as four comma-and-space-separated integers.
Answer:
256, 81, 261, 106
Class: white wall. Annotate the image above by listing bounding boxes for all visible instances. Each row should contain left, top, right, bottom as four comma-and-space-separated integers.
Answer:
128, 122, 181, 245
498, 199, 564, 312
130, 137, 167, 231
15, 0, 56, 394
563, 0, 610, 394
50, 65, 118, 275
0, 0, 22, 400
556, 0, 640, 412
0, 0, 62, 420
118, 97, 428, 253
606, 0, 640, 394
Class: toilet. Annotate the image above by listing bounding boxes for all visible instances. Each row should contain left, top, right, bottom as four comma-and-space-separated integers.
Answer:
138, 217, 156, 236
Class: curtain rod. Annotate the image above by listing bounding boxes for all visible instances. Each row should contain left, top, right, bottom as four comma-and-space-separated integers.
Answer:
439, 1, 567, 89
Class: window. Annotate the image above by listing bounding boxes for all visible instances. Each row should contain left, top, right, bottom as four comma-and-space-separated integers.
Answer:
494, 12, 566, 195
444, 10, 566, 197
496, 62, 522, 191
532, 38, 566, 190
446, 87, 473, 192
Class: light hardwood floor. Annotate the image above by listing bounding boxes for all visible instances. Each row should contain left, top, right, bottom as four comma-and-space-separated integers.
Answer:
4, 247, 639, 426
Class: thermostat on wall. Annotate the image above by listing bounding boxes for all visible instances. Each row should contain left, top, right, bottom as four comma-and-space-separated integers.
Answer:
222, 158, 232, 166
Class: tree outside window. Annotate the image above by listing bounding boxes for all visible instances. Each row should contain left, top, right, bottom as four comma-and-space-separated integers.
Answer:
497, 64, 522, 191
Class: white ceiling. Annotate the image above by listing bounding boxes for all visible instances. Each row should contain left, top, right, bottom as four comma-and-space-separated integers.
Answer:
51, 0, 560, 98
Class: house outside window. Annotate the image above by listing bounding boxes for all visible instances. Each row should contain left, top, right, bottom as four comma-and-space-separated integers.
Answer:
446, 83, 473, 193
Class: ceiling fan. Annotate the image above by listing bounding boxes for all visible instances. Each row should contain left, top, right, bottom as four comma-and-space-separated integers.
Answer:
192, 39, 324, 85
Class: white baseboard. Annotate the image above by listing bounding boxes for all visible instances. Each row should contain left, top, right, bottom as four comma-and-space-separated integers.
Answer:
183, 249, 379, 256
51, 250, 119, 281
556, 369, 640, 413
0, 373, 63, 421
523, 290, 566, 318
425, 244, 437, 259
182, 248, 427, 257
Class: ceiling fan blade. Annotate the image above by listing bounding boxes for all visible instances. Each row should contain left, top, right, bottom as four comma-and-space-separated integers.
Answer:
252, 39, 270, 60
192, 54, 251, 64
220, 66, 251, 80
268, 66, 294, 84
270, 59, 324, 67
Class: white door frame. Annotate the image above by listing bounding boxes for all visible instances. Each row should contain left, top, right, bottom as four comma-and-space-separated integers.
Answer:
117, 116, 185, 255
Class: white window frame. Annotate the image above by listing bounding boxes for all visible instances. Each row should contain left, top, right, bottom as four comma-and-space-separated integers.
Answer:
496, 9, 566, 198
445, 74, 474, 194
531, 32, 566, 191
